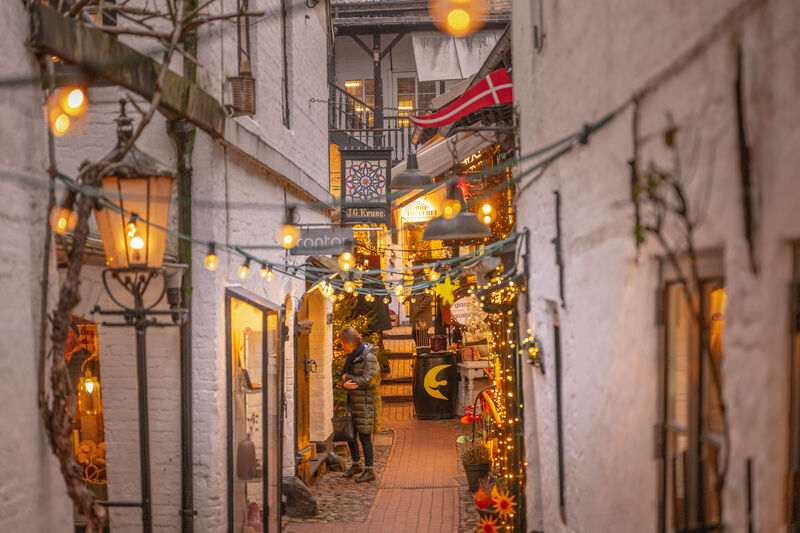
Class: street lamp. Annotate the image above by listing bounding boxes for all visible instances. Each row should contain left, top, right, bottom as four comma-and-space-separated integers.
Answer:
92, 99, 186, 533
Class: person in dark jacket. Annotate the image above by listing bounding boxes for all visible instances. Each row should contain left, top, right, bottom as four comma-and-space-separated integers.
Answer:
338, 327, 382, 482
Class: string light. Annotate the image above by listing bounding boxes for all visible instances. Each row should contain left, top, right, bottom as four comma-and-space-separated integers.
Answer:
338, 251, 354, 271
205, 243, 218, 271
278, 206, 300, 249
238, 258, 251, 279
260, 263, 273, 281
344, 280, 355, 293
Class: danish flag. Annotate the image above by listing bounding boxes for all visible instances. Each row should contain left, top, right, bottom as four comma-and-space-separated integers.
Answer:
410, 68, 513, 129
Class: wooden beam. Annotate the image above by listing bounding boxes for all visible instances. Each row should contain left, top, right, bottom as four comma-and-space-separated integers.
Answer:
350, 35, 373, 57
379, 32, 405, 60
29, 3, 225, 138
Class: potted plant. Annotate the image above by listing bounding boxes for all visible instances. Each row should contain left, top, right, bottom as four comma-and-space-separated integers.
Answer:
462, 441, 492, 492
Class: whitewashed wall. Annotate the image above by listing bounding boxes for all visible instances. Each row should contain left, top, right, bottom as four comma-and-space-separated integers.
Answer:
0, 2, 74, 531
513, 0, 800, 531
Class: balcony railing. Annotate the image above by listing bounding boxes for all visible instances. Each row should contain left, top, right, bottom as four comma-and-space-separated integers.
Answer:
329, 83, 417, 164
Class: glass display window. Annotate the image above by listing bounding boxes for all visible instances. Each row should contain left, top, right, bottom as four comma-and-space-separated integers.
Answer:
226, 288, 283, 533
67, 316, 110, 531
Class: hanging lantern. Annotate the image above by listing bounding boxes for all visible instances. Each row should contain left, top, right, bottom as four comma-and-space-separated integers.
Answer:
77, 375, 102, 416
94, 100, 176, 270
391, 152, 433, 190
422, 179, 491, 241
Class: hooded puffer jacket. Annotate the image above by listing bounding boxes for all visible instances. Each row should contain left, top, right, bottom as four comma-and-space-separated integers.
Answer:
347, 343, 382, 434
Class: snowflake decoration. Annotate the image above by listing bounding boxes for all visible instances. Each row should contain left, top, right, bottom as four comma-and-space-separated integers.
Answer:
345, 160, 385, 202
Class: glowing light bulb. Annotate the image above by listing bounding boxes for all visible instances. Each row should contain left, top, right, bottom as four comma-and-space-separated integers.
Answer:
339, 251, 354, 271
447, 8, 470, 32
442, 199, 461, 219
383, 297, 390, 304
429, 269, 441, 282
49, 206, 77, 235
278, 224, 300, 249
481, 203, 492, 215
260, 265, 274, 281
51, 111, 70, 136
85, 380, 94, 394
238, 259, 251, 279
344, 281, 356, 293
394, 284, 404, 296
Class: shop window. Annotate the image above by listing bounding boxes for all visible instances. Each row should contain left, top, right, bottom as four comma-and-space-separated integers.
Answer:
226, 289, 283, 533
662, 277, 725, 532
66, 316, 110, 531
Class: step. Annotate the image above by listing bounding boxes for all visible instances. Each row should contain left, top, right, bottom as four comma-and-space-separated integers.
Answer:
383, 395, 413, 403
381, 376, 412, 384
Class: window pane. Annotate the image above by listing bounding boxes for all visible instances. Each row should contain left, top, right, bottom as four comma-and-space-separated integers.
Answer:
397, 77, 416, 127
665, 283, 692, 531
702, 282, 726, 527
418, 80, 438, 110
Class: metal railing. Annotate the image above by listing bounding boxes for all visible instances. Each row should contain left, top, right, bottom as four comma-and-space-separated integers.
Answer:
328, 83, 417, 163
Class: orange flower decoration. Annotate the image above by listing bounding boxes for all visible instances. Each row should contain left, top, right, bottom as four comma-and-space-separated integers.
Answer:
491, 487, 517, 518
477, 514, 499, 533
474, 486, 490, 510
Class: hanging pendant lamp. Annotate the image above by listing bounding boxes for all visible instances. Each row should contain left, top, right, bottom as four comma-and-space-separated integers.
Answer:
422, 180, 491, 241
391, 152, 433, 190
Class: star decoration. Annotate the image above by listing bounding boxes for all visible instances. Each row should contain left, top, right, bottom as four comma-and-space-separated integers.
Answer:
433, 275, 460, 306
477, 514, 499, 533
456, 174, 473, 200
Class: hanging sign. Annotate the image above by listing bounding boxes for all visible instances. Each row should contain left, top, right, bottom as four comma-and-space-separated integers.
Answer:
450, 296, 487, 326
340, 147, 393, 226
410, 68, 513, 129
289, 227, 354, 256
400, 197, 439, 223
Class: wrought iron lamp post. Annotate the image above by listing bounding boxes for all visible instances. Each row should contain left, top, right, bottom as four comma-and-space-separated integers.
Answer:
92, 100, 187, 533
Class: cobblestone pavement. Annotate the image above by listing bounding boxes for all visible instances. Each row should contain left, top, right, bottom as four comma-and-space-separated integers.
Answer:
284, 402, 482, 533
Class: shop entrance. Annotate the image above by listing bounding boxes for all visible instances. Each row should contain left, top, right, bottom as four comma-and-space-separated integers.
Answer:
295, 294, 313, 483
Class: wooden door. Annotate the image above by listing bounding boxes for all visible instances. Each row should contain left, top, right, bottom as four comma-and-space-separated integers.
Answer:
295, 297, 312, 482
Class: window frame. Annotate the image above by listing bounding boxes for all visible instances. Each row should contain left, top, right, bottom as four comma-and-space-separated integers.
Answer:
658, 252, 725, 533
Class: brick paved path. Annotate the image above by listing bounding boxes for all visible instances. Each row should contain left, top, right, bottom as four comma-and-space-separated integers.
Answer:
285, 402, 460, 533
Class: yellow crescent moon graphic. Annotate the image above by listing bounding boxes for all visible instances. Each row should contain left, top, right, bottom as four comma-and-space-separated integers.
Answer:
424, 364, 451, 400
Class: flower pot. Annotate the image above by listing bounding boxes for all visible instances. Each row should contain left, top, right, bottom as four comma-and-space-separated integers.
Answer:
464, 462, 491, 492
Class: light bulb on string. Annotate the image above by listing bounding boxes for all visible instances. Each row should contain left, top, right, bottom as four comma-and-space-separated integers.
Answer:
383, 297, 390, 304
429, 267, 441, 282
205, 243, 218, 271
277, 206, 300, 249
260, 264, 274, 281
344, 280, 355, 293
394, 284, 404, 296
238, 258, 251, 279
338, 251, 354, 271
49, 190, 77, 236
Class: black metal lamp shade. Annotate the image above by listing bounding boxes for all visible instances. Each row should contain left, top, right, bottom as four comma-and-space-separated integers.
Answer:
391, 152, 433, 190
422, 180, 491, 241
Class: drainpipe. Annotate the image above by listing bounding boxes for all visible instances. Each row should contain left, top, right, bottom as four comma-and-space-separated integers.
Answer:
169, 116, 196, 532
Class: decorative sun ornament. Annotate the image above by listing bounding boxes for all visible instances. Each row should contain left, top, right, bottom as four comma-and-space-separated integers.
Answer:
476, 514, 499, 533
474, 486, 491, 510
433, 275, 460, 306
491, 487, 516, 518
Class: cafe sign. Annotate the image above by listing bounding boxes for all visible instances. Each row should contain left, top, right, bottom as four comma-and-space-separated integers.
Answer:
400, 197, 439, 224
450, 296, 487, 326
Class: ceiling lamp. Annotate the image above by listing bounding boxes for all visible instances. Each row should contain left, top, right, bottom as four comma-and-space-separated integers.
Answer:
391, 152, 433, 190
422, 180, 491, 241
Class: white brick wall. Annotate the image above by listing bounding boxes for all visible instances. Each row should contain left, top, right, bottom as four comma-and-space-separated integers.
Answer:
513, 0, 800, 531
0, 3, 74, 530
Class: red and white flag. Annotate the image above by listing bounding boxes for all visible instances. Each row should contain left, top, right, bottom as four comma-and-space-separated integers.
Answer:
410, 68, 512, 129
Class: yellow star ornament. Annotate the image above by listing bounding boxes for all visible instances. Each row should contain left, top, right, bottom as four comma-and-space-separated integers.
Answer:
433, 275, 460, 306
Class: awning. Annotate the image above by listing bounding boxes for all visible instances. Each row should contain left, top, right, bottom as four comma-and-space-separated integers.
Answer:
412, 31, 501, 82
391, 130, 498, 207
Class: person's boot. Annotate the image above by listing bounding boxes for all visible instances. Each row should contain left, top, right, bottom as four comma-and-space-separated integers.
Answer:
343, 460, 363, 479
355, 467, 375, 483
